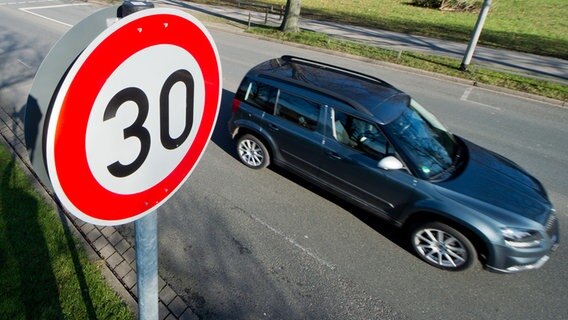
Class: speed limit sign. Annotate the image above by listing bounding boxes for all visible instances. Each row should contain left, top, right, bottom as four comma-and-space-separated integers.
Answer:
45, 8, 222, 225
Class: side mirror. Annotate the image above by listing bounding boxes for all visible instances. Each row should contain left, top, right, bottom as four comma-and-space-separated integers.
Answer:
378, 156, 403, 171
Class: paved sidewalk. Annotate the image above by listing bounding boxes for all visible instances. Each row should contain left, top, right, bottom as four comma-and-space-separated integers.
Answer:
161, 0, 568, 83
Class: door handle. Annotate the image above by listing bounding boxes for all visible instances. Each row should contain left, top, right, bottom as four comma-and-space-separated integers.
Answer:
268, 124, 280, 131
327, 151, 342, 160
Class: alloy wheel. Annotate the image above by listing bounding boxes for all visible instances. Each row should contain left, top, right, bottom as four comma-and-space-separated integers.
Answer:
237, 134, 270, 169
238, 137, 266, 168
413, 226, 469, 269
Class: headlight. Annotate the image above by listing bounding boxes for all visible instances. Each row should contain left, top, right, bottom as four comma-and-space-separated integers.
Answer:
501, 228, 543, 248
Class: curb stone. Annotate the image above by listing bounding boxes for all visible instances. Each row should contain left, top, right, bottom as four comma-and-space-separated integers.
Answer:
0, 107, 198, 320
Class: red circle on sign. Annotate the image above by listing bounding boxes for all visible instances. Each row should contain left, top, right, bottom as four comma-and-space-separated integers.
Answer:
47, 9, 221, 225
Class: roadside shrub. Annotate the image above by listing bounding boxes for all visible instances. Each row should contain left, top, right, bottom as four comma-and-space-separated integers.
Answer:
411, 0, 483, 12
441, 0, 483, 11
411, 0, 443, 8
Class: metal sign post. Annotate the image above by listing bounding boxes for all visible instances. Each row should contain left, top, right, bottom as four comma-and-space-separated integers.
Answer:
135, 210, 158, 319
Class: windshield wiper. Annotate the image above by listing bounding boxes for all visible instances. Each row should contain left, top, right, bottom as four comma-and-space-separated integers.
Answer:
430, 144, 463, 180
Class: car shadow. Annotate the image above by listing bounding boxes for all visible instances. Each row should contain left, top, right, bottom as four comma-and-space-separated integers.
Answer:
270, 164, 415, 256
210, 89, 236, 155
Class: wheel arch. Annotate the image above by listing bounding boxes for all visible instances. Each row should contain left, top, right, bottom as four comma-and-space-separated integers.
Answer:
233, 126, 279, 163
403, 210, 492, 265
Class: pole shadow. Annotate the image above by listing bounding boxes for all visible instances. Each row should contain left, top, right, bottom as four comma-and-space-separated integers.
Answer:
2, 100, 98, 319
0, 153, 64, 319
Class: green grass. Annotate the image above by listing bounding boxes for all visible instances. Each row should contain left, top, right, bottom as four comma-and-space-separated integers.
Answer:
248, 27, 568, 101
216, 0, 568, 59
0, 145, 132, 319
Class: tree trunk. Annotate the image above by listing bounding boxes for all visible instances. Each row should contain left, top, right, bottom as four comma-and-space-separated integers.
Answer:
280, 0, 302, 32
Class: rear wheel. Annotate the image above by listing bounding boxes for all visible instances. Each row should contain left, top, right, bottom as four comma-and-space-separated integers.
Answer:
237, 134, 270, 169
411, 222, 477, 271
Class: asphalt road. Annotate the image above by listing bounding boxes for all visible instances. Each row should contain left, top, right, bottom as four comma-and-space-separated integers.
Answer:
1, 1, 567, 319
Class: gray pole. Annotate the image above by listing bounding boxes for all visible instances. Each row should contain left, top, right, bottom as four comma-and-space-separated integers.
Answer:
460, 0, 492, 71
135, 211, 159, 320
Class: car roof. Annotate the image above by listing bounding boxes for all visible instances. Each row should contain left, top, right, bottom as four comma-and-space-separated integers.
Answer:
247, 56, 408, 123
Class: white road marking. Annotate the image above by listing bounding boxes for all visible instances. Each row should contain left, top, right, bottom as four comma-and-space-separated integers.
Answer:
463, 98, 502, 111
1, 0, 60, 6
496, 88, 568, 109
17, 59, 31, 68
19, 3, 91, 28
460, 87, 473, 101
249, 213, 337, 270
460, 87, 501, 111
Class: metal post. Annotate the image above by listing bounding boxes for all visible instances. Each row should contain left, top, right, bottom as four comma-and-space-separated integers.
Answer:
135, 211, 158, 320
460, 0, 491, 71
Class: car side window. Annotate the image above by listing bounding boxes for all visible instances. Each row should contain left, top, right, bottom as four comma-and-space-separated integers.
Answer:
275, 92, 321, 131
333, 109, 387, 158
244, 81, 278, 114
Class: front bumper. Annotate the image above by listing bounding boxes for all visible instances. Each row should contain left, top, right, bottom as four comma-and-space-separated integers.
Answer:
487, 254, 551, 273
486, 214, 559, 273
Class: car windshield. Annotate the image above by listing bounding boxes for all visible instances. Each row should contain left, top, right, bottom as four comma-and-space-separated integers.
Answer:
384, 99, 460, 179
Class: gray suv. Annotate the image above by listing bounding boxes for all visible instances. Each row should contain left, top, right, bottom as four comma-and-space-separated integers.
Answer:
228, 56, 559, 272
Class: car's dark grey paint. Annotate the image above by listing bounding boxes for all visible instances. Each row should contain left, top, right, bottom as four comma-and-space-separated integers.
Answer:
229, 56, 559, 272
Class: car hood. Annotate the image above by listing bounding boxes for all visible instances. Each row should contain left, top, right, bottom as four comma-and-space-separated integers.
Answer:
437, 139, 551, 223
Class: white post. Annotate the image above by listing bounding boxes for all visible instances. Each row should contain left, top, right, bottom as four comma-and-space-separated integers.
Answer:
460, 0, 492, 71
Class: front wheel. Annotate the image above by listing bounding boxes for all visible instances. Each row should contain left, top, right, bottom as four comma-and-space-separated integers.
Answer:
411, 222, 477, 271
237, 134, 270, 169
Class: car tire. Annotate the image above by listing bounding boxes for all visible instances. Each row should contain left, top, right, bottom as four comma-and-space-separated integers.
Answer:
411, 222, 477, 271
237, 134, 270, 169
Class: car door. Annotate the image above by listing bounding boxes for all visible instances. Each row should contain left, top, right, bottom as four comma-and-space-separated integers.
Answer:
264, 90, 325, 178
318, 107, 417, 218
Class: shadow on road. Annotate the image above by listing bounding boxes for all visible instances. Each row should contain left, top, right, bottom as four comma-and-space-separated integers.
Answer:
270, 164, 414, 255
210, 89, 236, 154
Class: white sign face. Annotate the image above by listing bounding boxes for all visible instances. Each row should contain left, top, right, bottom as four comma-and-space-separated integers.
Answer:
45, 8, 222, 225
86, 44, 206, 195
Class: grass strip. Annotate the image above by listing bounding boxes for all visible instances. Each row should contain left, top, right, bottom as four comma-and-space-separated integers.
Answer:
0, 144, 132, 319
248, 27, 568, 102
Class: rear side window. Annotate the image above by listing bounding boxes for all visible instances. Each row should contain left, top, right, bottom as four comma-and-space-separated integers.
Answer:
275, 92, 321, 131
244, 81, 278, 114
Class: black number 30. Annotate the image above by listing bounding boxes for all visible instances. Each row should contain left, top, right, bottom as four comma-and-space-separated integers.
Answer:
103, 69, 194, 178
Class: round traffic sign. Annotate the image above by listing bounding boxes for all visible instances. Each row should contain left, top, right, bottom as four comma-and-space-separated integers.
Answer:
45, 8, 222, 225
